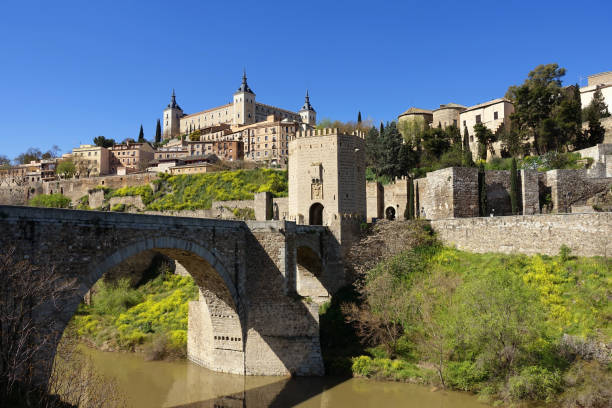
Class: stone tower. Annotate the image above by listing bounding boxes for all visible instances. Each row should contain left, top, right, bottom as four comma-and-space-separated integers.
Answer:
162, 89, 184, 140
288, 128, 366, 251
233, 70, 256, 126
299, 90, 316, 126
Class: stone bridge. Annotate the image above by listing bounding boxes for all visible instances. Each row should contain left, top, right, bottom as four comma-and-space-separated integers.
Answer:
0, 205, 345, 381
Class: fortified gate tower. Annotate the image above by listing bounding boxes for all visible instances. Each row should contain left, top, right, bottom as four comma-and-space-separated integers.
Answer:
288, 128, 366, 250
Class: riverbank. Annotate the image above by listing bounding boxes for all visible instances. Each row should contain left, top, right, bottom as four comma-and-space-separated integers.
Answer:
68, 263, 198, 359
76, 346, 489, 408
323, 220, 611, 407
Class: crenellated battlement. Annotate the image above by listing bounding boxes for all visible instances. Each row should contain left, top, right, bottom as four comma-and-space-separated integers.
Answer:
294, 128, 366, 139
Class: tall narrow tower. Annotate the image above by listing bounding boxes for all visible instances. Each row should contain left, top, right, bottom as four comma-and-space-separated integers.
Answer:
233, 70, 256, 126
162, 89, 184, 140
299, 90, 317, 126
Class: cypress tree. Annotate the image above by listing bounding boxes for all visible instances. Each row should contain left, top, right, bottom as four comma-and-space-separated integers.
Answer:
155, 119, 161, 144
138, 124, 145, 142
462, 126, 473, 167
415, 181, 420, 218
357, 111, 362, 124
380, 121, 384, 136
406, 178, 415, 220
478, 164, 487, 216
510, 157, 519, 215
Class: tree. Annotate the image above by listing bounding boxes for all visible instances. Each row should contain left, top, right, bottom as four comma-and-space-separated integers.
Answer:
510, 157, 519, 215
155, 119, 162, 144
357, 111, 362, 124
415, 181, 420, 218
138, 124, 145, 143
93, 136, 115, 148
14, 147, 43, 164
498, 122, 523, 158
473, 123, 495, 161
379, 122, 404, 179
478, 164, 487, 216
41, 145, 61, 160
406, 178, 415, 220
56, 160, 76, 179
583, 87, 610, 121
585, 110, 606, 147
445, 125, 461, 146
422, 127, 451, 163
462, 127, 474, 167
506, 64, 567, 155
0, 246, 76, 404
553, 84, 582, 150
0, 155, 10, 167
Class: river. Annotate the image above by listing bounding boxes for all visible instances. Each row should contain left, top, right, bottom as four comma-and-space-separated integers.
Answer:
80, 347, 489, 408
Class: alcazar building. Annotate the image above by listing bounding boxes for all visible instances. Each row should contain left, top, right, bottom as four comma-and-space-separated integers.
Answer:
163, 72, 316, 139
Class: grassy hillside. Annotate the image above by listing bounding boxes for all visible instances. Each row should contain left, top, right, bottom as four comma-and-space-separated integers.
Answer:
146, 168, 287, 211
322, 223, 611, 406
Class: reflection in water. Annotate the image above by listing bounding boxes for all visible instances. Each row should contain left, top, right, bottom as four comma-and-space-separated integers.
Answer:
81, 347, 488, 408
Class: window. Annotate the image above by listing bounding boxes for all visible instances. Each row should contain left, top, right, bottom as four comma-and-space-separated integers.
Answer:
476, 115, 482, 124
463, 120, 466, 127
494, 111, 499, 120
453, 119, 457, 127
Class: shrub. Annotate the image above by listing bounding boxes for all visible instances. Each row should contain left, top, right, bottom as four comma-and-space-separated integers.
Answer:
559, 360, 612, 408
76, 195, 90, 210
506, 366, 562, 402
90, 279, 143, 316
445, 361, 488, 391
352, 356, 373, 377
110, 203, 126, 212
28, 193, 71, 208
111, 185, 154, 205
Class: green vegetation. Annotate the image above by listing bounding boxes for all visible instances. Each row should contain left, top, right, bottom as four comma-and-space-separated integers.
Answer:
364, 64, 608, 182
231, 207, 255, 220
111, 185, 154, 205
76, 195, 90, 210
56, 160, 76, 178
146, 168, 287, 211
70, 266, 198, 359
326, 225, 611, 406
109, 203, 126, 212
28, 193, 71, 208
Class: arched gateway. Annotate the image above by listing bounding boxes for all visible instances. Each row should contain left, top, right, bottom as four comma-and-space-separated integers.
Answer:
0, 205, 345, 383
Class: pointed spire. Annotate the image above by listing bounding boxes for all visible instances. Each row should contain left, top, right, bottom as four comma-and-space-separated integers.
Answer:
300, 89, 315, 112
167, 89, 181, 110
236, 69, 254, 94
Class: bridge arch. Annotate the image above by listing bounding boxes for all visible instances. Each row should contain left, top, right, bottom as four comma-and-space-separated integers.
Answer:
60, 236, 246, 375
295, 244, 328, 302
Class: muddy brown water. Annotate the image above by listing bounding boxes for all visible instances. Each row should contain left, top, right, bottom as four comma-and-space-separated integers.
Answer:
80, 346, 489, 407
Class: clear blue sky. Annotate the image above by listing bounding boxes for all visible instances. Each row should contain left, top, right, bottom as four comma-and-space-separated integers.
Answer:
1, 0, 610, 159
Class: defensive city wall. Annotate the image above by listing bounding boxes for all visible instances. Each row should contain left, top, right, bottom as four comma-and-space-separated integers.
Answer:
431, 213, 612, 257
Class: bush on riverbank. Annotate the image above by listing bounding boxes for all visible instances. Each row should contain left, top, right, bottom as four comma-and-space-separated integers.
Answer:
70, 266, 197, 359
334, 222, 611, 406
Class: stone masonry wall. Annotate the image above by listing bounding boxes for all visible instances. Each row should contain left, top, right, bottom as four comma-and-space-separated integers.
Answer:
416, 167, 454, 220
0, 182, 43, 205
43, 173, 159, 203
452, 167, 479, 218
432, 213, 612, 257
484, 170, 520, 216
543, 170, 611, 212
366, 181, 383, 221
